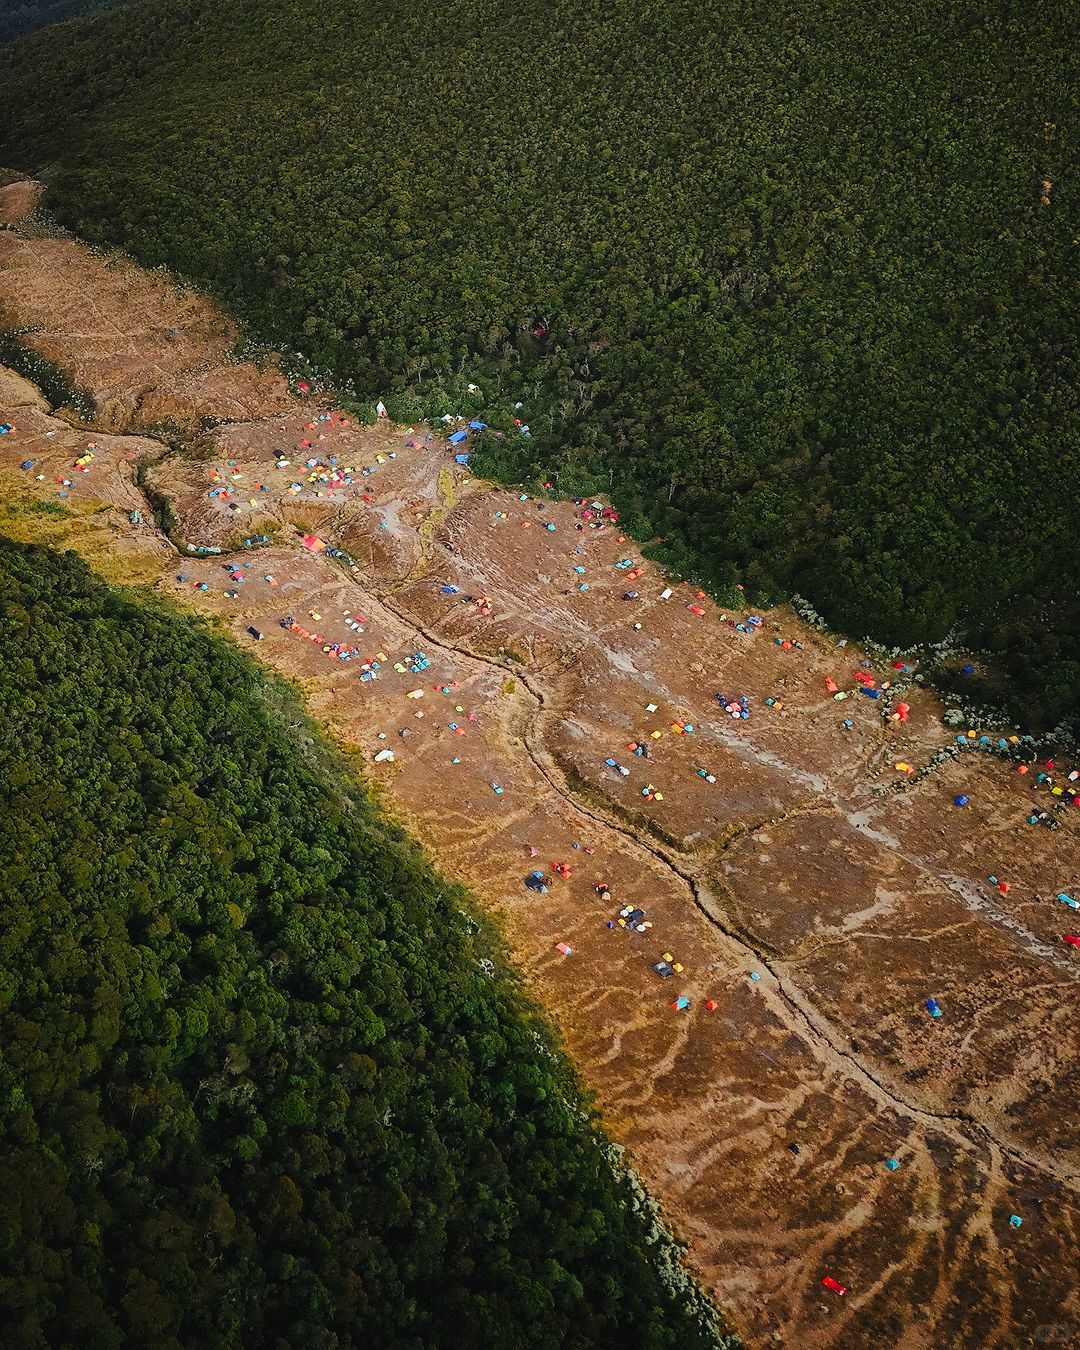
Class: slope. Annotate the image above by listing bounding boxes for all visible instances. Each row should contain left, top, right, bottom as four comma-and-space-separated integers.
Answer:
0, 536, 728, 1350
1, 0, 1078, 720
0, 0, 131, 45
1, 193, 1078, 1344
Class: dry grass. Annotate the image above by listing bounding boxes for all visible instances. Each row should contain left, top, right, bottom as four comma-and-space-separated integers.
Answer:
0, 472, 164, 586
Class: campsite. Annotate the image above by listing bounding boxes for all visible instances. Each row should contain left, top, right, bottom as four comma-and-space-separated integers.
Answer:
1, 178, 1078, 1346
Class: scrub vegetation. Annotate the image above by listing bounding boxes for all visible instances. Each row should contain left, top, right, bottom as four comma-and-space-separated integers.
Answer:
0, 536, 729, 1349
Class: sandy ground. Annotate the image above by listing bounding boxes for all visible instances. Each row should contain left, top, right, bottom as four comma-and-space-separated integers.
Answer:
0, 183, 1078, 1348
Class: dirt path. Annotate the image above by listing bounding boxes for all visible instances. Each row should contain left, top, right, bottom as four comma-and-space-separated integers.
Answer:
1, 185, 1078, 1348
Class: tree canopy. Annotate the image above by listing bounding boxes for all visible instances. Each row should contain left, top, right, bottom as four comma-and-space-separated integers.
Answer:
0, 0, 129, 45
0, 0, 1077, 720
0, 536, 729, 1349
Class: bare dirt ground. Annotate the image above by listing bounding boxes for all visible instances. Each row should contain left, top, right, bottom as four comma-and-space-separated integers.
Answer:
0, 179, 43, 226
0, 182, 289, 432
1, 183, 1077, 1348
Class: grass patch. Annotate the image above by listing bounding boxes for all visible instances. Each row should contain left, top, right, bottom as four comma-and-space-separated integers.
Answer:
436, 465, 456, 507
0, 476, 163, 585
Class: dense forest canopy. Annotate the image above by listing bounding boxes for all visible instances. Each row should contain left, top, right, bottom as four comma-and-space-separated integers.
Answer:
0, 0, 129, 44
0, 537, 729, 1349
0, 0, 1077, 720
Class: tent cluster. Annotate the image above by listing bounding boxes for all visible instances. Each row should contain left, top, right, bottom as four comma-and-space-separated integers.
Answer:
1021, 759, 1080, 821
613, 905, 651, 933
822, 661, 912, 713
578, 502, 620, 530
598, 886, 690, 982
434, 411, 501, 446
197, 408, 419, 528
952, 734, 1080, 826
717, 691, 750, 721
652, 958, 680, 978
283, 616, 371, 664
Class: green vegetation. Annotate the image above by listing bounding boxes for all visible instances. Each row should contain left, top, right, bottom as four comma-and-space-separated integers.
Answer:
0, 0, 129, 45
0, 0, 1077, 720
0, 536, 729, 1349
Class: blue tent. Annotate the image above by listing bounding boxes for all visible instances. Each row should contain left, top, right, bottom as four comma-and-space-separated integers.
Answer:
448, 430, 467, 445
454, 453, 470, 465
469, 420, 487, 431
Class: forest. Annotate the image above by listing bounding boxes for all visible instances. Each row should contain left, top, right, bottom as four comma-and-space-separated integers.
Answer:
0, 0, 1077, 722
0, 537, 730, 1349
0, 0, 128, 44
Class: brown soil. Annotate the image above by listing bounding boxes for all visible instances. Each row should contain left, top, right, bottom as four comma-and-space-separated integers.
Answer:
0, 178, 43, 226
0, 188, 290, 431
1, 183, 1077, 1349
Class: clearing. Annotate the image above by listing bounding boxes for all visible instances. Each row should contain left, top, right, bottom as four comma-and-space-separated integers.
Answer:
1, 182, 1077, 1349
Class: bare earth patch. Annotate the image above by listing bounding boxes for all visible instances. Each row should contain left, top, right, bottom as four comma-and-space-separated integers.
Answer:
0, 178, 43, 226
1, 183, 1077, 1349
0, 184, 290, 432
